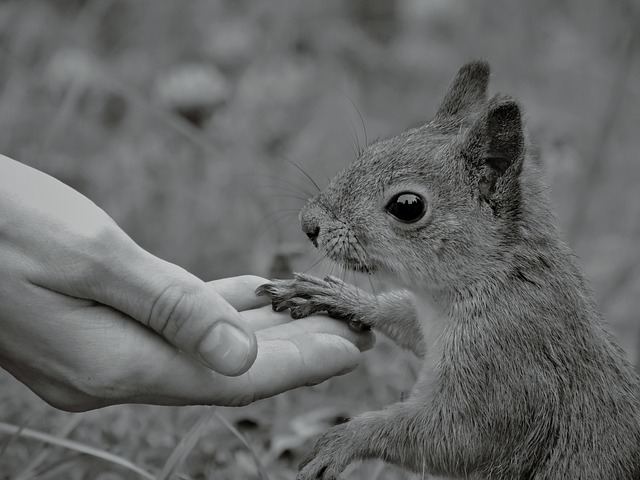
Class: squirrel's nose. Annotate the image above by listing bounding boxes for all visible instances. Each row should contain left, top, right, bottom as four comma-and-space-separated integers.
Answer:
300, 214, 320, 248
303, 224, 320, 248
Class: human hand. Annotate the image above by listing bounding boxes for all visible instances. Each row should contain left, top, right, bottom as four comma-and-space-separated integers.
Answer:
199, 276, 375, 407
0, 155, 374, 410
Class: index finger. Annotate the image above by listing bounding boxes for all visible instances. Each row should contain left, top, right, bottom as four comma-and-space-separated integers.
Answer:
208, 276, 272, 311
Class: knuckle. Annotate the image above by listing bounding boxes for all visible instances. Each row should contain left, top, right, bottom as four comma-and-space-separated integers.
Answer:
63, 218, 124, 282
69, 212, 120, 253
147, 282, 199, 337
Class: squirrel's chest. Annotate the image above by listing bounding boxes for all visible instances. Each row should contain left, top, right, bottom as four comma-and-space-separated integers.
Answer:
413, 294, 448, 369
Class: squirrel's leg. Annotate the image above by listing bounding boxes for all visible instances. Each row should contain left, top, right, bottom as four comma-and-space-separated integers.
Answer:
369, 289, 425, 357
297, 401, 435, 480
256, 273, 425, 357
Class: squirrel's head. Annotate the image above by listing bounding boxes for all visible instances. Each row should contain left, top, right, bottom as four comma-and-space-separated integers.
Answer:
300, 61, 536, 290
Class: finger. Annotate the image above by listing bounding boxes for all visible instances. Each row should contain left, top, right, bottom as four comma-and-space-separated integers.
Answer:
208, 276, 272, 310
238, 306, 376, 351
256, 314, 376, 352
80, 240, 258, 377
239, 304, 295, 331
221, 334, 362, 405
134, 334, 363, 407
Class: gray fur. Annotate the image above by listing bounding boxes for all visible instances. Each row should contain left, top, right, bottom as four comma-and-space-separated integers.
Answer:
258, 61, 640, 479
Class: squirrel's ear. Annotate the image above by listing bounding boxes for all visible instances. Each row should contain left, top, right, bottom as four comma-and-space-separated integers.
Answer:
435, 60, 490, 120
462, 95, 525, 213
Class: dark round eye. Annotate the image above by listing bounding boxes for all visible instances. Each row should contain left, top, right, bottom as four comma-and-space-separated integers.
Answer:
385, 192, 426, 223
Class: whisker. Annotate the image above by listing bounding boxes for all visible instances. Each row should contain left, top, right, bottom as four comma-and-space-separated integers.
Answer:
347, 140, 358, 159
329, 261, 338, 280
366, 270, 378, 302
262, 192, 309, 202
257, 211, 300, 236
260, 208, 302, 221
303, 250, 331, 274
248, 173, 316, 200
352, 233, 375, 274
345, 94, 369, 150
278, 155, 322, 193
335, 262, 343, 280
254, 182, 311, 196
346, 115, 362, 156
350, 269, 359, 303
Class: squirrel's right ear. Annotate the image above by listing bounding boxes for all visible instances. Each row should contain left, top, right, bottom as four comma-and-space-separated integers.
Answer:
461, 94, 525, 216
435, 60, 490, 121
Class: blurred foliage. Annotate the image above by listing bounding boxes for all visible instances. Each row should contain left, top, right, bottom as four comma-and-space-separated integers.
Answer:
0, 0, 639, 478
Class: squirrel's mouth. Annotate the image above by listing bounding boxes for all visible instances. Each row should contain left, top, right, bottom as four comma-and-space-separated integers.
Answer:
334, 257, 377, 274
323, 238, 377, 274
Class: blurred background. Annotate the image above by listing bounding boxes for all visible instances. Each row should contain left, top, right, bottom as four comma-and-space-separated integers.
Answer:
0, 0, 639, 478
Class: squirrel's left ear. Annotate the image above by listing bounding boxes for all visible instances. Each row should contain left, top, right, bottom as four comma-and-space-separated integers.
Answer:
462, 94, 525, 214
435, 60, 490, 121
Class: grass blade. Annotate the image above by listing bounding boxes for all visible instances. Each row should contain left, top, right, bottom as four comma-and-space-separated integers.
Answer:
14, 413, 85, 480
156, 408, 218, 480
215, 411, 270, 480
0, 421, 154, 480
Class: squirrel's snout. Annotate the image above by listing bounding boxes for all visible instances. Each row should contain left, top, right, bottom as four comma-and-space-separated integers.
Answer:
300, 207, 320, 248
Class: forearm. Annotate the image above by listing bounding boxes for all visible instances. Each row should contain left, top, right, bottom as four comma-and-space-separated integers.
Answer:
363, 290, 425, 357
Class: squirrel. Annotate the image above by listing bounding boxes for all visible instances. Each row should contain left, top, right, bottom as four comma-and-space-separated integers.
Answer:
256, 61, 640, 479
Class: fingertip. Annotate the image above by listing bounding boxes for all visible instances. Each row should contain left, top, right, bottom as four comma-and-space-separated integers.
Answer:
197, 321, 258, 376
208, 275, 272, 310
238, 275, 271, 288
296, 333, 362, 379
319, 335, 361, 378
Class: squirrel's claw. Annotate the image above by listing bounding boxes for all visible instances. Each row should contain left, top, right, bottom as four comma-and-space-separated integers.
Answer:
297, 423, 350, 480
255, 275, 373, 331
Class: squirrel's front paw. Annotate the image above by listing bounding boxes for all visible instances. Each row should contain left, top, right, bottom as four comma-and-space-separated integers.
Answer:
297, 424, 351, 480
255, 273, 372, 331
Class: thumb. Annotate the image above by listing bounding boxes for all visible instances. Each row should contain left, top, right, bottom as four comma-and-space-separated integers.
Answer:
86, 238, 258, 376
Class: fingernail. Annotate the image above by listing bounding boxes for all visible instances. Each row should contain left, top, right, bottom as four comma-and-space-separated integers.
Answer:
360, 332, 376, 352
198, 323, 251, 376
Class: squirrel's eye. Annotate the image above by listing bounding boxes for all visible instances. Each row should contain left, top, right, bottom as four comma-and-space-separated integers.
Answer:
385, 192, 426, 223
